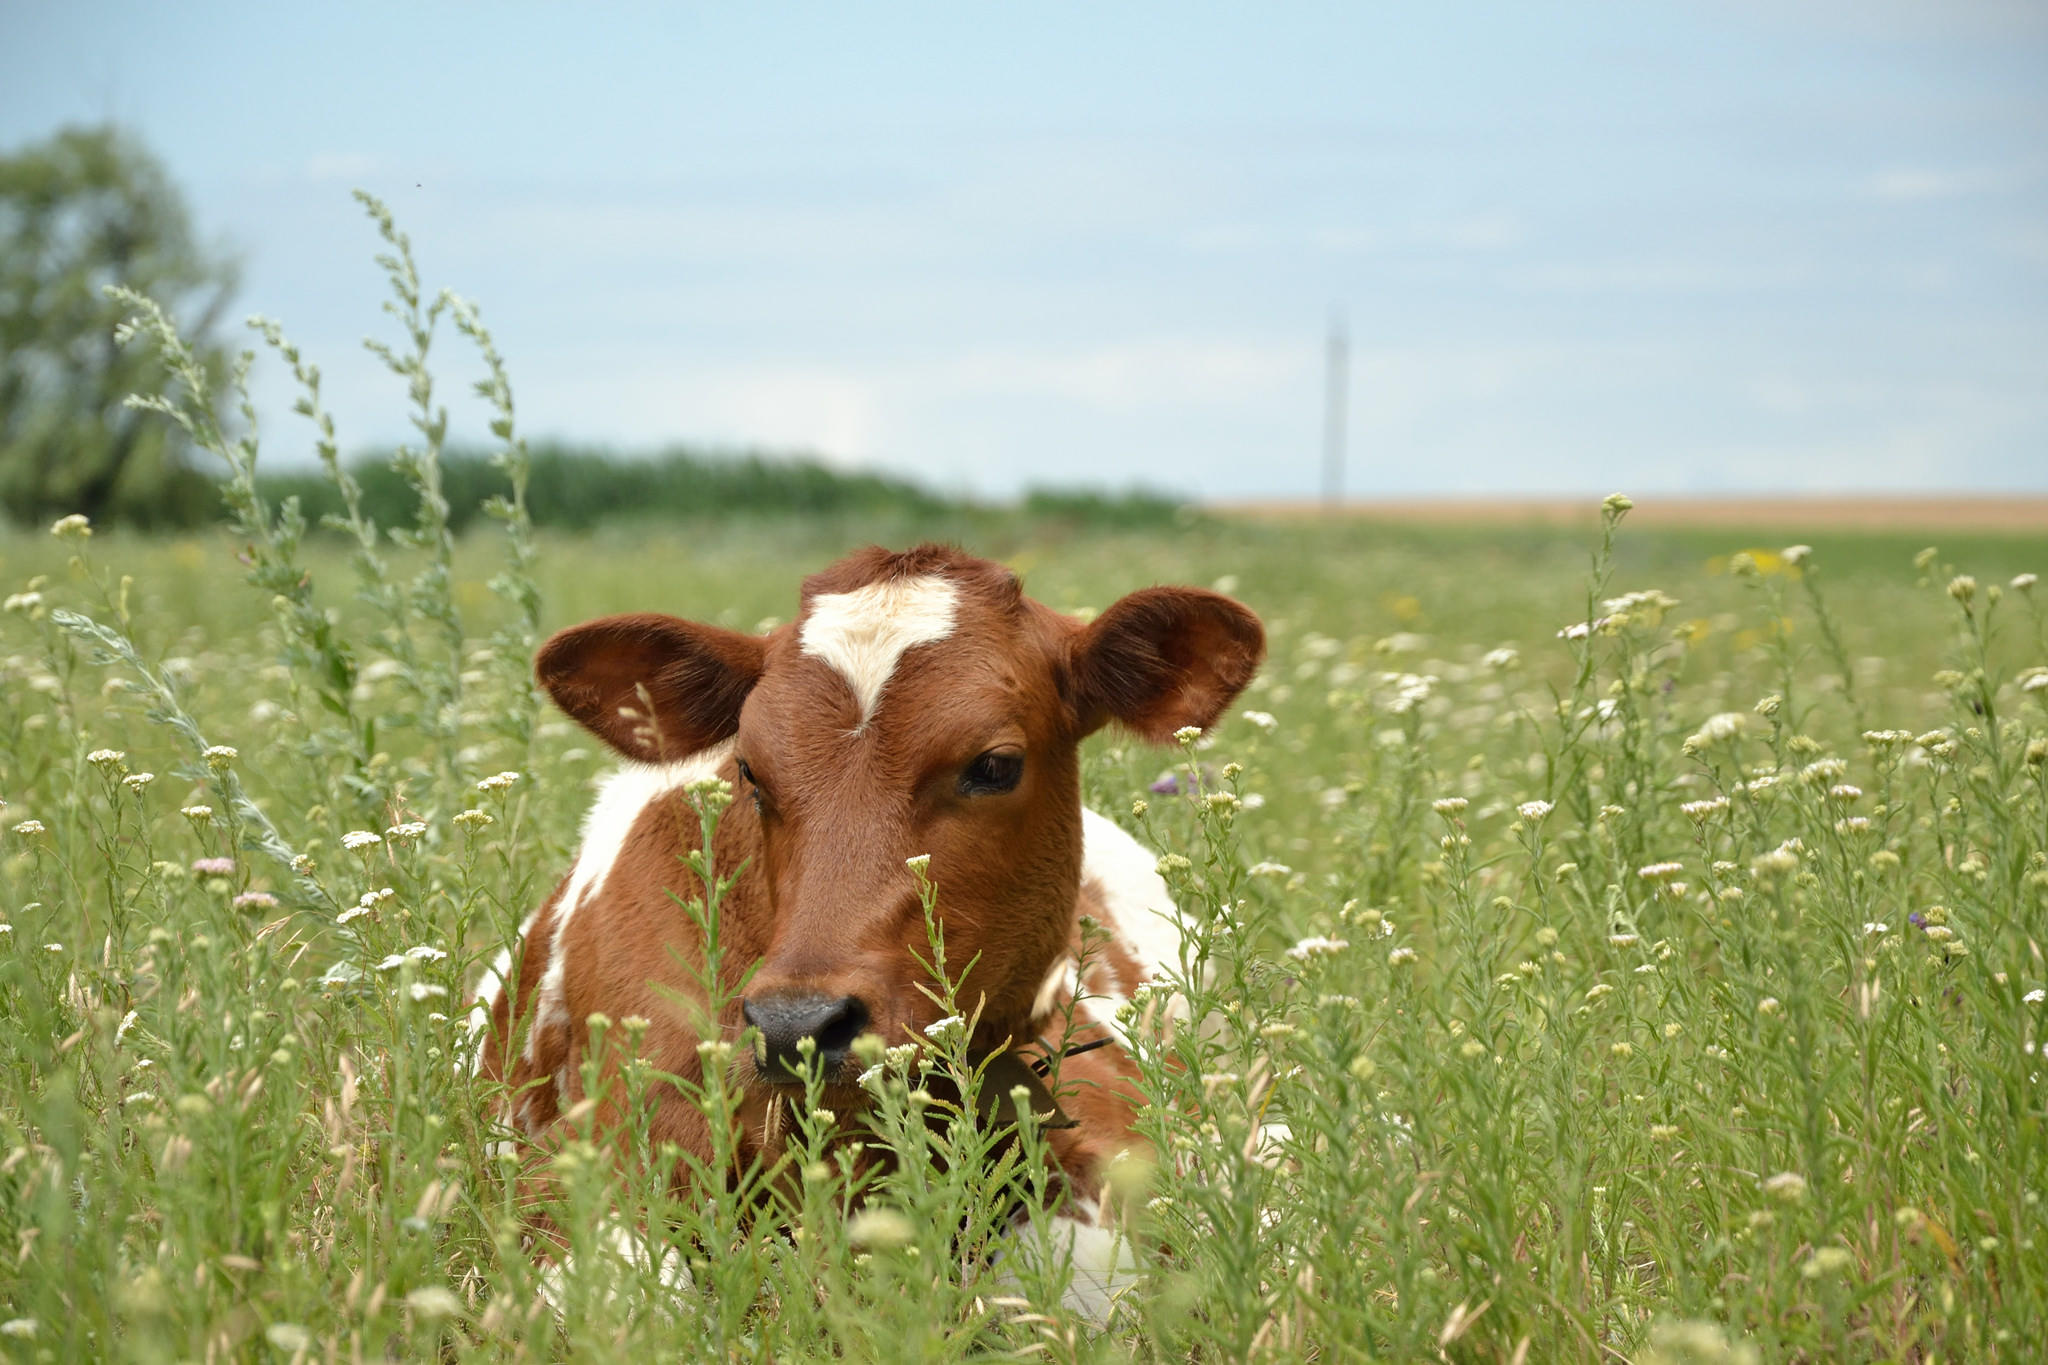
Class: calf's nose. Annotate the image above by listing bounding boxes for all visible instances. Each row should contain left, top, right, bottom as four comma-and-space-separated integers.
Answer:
742, 991, 870, 1080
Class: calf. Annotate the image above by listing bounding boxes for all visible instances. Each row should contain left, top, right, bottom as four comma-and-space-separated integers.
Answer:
471, 543, 1262, 1241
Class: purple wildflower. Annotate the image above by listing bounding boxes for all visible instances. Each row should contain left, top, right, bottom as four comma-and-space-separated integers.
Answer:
192, 857, 235, 877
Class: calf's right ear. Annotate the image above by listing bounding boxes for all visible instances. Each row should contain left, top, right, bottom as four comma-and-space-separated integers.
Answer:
535, 613, 767, 760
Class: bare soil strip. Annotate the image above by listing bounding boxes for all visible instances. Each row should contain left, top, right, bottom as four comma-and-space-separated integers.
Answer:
1219, 496, 2048, 533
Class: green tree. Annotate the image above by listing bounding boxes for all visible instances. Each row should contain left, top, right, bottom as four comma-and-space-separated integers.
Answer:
0, 124, 235, 528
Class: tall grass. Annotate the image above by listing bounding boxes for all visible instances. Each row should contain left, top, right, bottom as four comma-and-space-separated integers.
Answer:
0, 204, 2041, 1361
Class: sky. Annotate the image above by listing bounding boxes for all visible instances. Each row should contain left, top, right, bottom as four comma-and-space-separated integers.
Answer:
4, 2, 2045, 500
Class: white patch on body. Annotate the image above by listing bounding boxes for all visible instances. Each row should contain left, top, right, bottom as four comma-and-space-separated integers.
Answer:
799, 574, 958, 726
996, 1211, 1140, 1328
1032, 809, 1199, 1046
463, 939, 520, 1074
537, 1215, 694, 1319
513, 742, 733, 1064
1078, 808, 1189, 979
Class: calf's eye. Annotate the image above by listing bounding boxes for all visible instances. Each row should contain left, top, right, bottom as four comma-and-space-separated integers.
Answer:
736, 757, 766, 812
959, 749, 1024, 796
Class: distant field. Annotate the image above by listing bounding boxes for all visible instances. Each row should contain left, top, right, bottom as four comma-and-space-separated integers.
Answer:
0, 507, 2043, 1360
1227, 494, 2048, 532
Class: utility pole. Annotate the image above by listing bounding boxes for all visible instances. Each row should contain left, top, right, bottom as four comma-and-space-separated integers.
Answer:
1321, 310, 1348, 508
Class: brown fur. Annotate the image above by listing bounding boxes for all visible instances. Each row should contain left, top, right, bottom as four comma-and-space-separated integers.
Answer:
480, 544, 1262, 1215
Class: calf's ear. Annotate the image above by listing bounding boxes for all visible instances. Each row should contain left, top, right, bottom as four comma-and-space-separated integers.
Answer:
536, 613, 767, 760
1070, 588, 1265, 743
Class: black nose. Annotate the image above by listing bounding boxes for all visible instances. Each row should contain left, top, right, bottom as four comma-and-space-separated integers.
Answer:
742, 992, 870, 1081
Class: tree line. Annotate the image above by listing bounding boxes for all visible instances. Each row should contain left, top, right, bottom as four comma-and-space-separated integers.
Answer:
1, 125, 1183, 534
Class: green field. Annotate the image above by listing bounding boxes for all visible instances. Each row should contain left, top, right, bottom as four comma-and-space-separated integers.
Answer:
1, 500, 2044, 1362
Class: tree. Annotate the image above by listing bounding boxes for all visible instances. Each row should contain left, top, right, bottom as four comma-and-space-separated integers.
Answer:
0, 125, 236, 528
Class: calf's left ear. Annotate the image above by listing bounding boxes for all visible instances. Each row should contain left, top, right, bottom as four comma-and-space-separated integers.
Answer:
1069, 587, 1265, 743
536, 613, 767, 760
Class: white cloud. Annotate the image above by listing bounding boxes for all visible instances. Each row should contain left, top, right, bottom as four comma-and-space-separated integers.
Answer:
1503, 259, 1812, 294
923, 338, 1306, 410
303, 152, 378, 184
1866, 166, 2023, 202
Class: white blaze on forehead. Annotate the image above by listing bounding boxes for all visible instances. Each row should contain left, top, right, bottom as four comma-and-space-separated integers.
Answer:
799, 574, 959, 725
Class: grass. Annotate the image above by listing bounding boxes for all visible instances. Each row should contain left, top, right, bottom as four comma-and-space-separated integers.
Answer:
0, 204, 2043, 1361
1, 504, 2043, 1362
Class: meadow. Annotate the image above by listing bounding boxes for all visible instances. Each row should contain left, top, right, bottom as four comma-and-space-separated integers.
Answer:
2, 496, 2042, 1363
0, 228, 2044, 1361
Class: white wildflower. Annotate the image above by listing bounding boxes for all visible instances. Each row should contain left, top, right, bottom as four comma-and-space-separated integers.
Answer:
340, 830, 382, 851
1516, 800, 1553, 822
1285, 935, 1349, 961
475, 770, 522, 792
403, 1285, 462, 1318
122, 772, 156, 792
265, 1324, 313, 1352
1246, 860, 1293, 878
1763, 1171, 1808, 1203
847, 1207, 915, 1249
1240, 709, 1278, 732
1689, 712, 1745, 745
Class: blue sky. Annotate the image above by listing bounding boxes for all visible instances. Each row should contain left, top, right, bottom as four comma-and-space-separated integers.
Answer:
4, 2, 2045, 498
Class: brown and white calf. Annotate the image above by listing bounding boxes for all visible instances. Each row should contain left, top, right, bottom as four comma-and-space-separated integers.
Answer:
469, 543, 1262, 1243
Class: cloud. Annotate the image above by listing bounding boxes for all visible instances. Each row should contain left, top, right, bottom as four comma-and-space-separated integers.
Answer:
1866, 166, 2026, 202
1502, 259, 1812, 294
924, 338, 1306, 410
303, 152, 378, 184
1182, 214, 1522, 257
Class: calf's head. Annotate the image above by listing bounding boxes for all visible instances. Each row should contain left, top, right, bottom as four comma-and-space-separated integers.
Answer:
536, 544, 1262, 1087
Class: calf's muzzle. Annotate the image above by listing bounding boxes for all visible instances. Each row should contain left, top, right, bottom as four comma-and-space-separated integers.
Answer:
743, 990, 871, 1082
